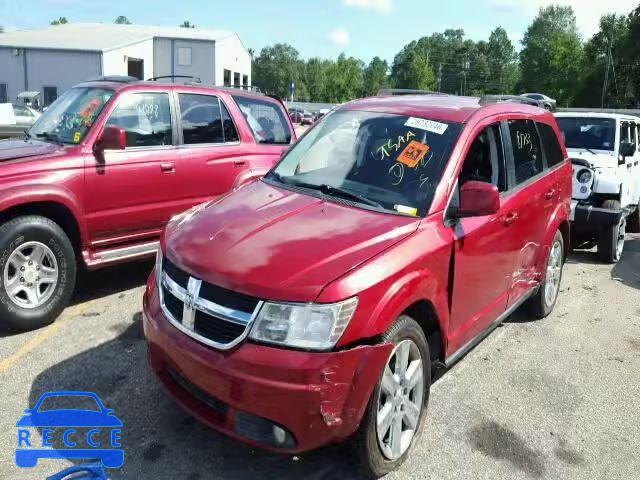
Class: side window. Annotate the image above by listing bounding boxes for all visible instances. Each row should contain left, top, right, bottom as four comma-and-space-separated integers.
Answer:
459, 123, 507, 192
537, 122, 565, 168
620, 121, 630, 145
508, 119, 544, 185
221, 101, 239, 142
179, 93, 223, 144
13, 105, 33, 117
106, 93, 172, 148
232, 95, 292, 145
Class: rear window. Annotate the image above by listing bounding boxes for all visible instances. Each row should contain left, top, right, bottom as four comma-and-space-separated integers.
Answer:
537, 122, 565, 168
232, 95, 292, 145
508, 119, 544, 185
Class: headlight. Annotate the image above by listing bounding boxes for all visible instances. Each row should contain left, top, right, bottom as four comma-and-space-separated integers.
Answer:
249, 297, 358, 350
577, 169, 592, 184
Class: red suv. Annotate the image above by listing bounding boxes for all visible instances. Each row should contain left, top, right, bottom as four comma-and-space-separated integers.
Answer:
0, 78, 294, 330
143, 94, 571, 477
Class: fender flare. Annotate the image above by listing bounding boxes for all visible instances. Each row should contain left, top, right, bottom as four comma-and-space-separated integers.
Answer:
0, 185, 87, 246
364, 270, 450, 350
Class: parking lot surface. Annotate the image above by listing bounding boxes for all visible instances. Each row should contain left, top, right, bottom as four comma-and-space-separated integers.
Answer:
1, 236, 639, 480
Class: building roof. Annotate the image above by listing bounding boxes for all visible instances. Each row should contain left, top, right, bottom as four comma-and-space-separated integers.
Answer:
0, 23, 236, 52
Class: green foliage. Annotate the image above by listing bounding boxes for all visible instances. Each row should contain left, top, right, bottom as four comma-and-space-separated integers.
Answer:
50, 17, 69, 26
114, 16, 132, 25
519, 6, 584, 106
486, 27, 519, 94
179, 21, 195, 28
363, 56, 390, 96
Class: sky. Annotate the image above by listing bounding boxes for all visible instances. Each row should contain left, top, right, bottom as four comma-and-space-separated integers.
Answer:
0, 0, 637, 63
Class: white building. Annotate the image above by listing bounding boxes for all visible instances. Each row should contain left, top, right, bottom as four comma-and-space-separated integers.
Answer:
0, 23, 252, 105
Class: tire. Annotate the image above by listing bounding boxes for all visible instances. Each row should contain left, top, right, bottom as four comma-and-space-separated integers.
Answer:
0, 215, 76, 331
598, 200, 625, 263
627, 201, 640, 233
528, 230, 564, 319
354, 315, 431, 478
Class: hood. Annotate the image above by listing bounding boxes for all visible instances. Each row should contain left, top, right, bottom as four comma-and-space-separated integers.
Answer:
0, 138, 65, 162
566, 148, 617, 169
164, 181, 420, 302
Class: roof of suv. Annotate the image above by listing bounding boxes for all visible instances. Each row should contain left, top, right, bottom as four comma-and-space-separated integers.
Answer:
342, 94, 546, 124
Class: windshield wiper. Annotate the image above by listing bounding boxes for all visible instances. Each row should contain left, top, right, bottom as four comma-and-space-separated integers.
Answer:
585, 147, 598, 154
268, 172, 383, 208
34, 132, 65, 145
23, 130, 32, 141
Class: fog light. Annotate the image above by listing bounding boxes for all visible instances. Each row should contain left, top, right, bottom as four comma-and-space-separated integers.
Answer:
272, 425, 287, 446
235, 411, 296, 448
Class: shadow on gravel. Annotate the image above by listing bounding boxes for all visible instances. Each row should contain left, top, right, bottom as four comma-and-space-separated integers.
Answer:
611, 238, 640, 291
27, 313, 366, 480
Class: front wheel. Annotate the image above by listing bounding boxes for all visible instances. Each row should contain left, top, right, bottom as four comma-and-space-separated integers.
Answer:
354, 315, 431, 478
528, 230, 564, 318
598, 200, 625, 263
0, 216, 76, 331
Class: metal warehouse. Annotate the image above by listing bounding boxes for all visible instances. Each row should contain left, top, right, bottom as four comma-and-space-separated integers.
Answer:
0, 23, 252, 105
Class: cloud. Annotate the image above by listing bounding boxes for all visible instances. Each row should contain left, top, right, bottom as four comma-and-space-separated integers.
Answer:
485, 0, 637, 38
343, 0, 394, 14
328, 27, 351, 46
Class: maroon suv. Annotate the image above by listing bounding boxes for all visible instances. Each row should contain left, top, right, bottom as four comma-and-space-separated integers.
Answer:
0, 78, 295, 330
144, 94, 572, 477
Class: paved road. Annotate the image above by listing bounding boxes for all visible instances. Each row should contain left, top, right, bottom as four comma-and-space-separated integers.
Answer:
1, 236, 639, 479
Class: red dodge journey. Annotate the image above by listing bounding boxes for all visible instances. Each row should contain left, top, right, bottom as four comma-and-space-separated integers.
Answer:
143, 92, 571, 477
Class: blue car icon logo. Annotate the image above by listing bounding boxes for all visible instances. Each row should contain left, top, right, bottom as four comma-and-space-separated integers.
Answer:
16, 391, 123, 468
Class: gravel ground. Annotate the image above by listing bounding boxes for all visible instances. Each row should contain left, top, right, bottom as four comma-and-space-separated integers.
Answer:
0, 235, 639, 480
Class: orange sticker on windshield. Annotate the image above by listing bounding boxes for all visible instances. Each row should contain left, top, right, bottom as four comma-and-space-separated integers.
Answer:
397, 141, 430, 168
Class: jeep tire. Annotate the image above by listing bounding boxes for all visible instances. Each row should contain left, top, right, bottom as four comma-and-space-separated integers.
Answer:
627, 201, 640, 233
354, 315, 431, 478
0, 216, 76, 331
598, 200, 626, 263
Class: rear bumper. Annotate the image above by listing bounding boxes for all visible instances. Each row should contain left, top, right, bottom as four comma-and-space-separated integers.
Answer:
142, 272, 392, 453
570, 201, 623, 235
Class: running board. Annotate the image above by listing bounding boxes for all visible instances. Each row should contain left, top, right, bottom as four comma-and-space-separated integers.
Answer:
443, 288, 537, 368
83, 241, 160, 269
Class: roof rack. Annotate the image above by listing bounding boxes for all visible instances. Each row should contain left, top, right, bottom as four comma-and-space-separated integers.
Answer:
479, 95, 543, 108
147, 75, 202, 84
91, 75, 140, 83
377, 88, 449, 96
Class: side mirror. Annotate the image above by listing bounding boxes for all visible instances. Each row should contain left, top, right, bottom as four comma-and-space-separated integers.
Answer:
458, 181, 500, 217
95, 126, 126, 152
620, 141, 635, 160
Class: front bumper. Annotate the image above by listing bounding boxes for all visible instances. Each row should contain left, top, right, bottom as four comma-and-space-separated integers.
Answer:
142, 272, 392, 453
570, 200, 624, 235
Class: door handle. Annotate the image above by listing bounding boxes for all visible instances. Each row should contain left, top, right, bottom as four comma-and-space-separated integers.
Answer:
503, 211, 519, 226
545, 188, 556, 200
233, 158, 247, 166
160, 163, 175, 173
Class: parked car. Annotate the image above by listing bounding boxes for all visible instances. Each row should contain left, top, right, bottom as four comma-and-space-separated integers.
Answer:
555, 112, 640, 262
520, 93, 556, 111
0, 77, 295, 330
144, 94, 571, 477
315, 108, 331, 122
301, 111, 314, 125
288, 107, 304, 123
0, 103, 41, 140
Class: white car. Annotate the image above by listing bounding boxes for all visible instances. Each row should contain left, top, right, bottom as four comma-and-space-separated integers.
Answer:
556, 112, 640, 262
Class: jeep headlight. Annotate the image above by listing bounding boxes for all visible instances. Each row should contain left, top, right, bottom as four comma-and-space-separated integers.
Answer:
577, 169, 592, 184
249, 297, 358, 350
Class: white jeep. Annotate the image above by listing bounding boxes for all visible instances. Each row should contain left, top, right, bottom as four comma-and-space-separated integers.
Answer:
555, 112, 640, 263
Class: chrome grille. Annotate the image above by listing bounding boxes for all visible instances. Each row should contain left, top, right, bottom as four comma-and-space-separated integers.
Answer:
158, 255, 263, 350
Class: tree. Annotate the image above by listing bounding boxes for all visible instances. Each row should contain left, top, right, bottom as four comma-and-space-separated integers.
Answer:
179, 21, 195, 28
252, 43, 304, 99
519, 6, 584, 106
0, 26, 4, 34
363, 56, 390, 96
323, 54, 365, 102
50, 17, 69, 26
304, 58, 331, 102
486, 27, 519, 94
114, 16, 132, 25
391, 42, 436, 90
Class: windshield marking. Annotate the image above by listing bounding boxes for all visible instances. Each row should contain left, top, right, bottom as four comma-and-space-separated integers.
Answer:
376, 130, 416, 160
516, 130, 534, 152
405, 117, 449, 134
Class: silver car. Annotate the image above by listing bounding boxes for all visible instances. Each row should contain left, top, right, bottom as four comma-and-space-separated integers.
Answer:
520, 93, 556, 111
12, 104, 41, 126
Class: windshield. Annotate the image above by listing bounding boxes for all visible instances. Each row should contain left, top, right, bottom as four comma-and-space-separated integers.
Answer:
268, 110, 461, 216
29, 87, 115, 144
556, 117, 616, 151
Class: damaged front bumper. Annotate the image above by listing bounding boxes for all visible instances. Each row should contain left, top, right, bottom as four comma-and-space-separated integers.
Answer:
142, 273, 392, 453
570, 199, 624, 235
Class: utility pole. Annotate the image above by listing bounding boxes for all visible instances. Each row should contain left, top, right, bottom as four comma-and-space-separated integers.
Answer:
437, 63, 442, 92
461, 54, 470, 96
601, 38, 611, 108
